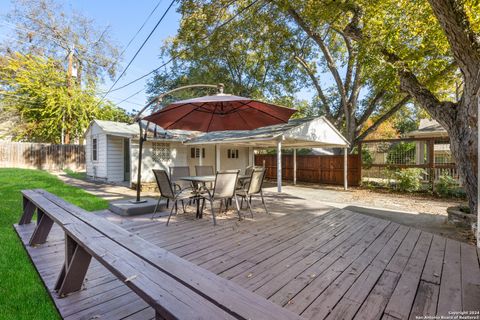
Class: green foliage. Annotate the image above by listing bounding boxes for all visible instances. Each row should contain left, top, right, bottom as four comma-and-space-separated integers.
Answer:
0, 168, 107, 320
361, 148, 373, 169
147, 0, 308, 105
395, 168, 425, 192
386, 142, 416, 165
435, 173, 465, 198
0, 53, 130, 143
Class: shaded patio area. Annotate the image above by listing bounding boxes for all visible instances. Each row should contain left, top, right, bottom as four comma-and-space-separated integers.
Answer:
14, 192, 480, 319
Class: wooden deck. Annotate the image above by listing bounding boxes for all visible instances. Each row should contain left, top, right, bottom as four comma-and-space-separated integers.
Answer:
14, 194, 480, 319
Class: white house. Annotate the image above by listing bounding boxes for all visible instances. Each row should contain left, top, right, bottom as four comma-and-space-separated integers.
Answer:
84, 116, 350, 191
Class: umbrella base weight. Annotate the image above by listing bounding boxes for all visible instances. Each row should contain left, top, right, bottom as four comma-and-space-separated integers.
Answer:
109, 198, 165, 216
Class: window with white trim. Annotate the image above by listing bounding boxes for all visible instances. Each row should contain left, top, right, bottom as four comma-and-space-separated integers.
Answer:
227, 149, 239, 159
190, 147, 205, 158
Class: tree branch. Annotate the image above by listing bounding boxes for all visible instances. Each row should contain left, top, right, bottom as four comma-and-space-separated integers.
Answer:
294, 55, 332, 118
357, 89, 387, 126
427, 0, 480, 83
286, 7, 347, 104
355, 95, 410, 143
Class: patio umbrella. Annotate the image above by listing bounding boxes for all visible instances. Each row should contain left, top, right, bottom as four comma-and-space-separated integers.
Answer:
142, 93, 296, 132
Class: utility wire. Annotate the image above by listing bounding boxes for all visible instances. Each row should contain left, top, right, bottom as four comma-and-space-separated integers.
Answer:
107, 0, 261, 95
119, 0, 163, 59
98, 0, 177, 105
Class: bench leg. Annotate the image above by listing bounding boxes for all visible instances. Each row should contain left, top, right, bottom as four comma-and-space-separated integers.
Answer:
19, 197, 36, 225
55, 235, 92, 297
29, 210, 54, 245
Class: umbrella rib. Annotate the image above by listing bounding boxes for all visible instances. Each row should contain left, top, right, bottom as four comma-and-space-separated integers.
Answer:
163, 102, 206, 129
206, 104, 217, 132
230, 100, 291, 123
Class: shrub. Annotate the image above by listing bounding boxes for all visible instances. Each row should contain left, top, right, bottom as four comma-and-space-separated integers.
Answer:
361, 148, 373, 169
395, 168, 425, 192
435, 173, 464, 198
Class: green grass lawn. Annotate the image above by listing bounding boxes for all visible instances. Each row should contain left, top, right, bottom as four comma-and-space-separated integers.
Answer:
63, 169, 87, 180
0, 168, 108, 320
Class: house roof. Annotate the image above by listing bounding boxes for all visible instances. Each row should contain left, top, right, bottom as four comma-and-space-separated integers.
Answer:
184, 116, 349, 148
404, 119, 448, 138
88, 116, 349, 148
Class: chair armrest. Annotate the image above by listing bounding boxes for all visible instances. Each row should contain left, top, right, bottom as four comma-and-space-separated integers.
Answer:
197, 185, 213, 199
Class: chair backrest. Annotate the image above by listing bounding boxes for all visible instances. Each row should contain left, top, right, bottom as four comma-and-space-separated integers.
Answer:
213, 170, 239, 199
170, 166, 191, 180
248, 168, 267, 194
195, 165, 214, 176
244, 165, 254, 176
152, 169, 175, 199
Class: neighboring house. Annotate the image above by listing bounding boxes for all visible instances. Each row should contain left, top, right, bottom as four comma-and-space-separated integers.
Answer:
404, 118, 452, 165
84, 117, 349, 189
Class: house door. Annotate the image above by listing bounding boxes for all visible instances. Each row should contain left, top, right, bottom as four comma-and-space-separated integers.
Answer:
123, 139, 130, 181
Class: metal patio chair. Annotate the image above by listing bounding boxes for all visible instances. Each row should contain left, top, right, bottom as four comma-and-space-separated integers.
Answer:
198, 170, 241, 225
151, 169, 194, 225
169, 166, 193, 209
237, 167, 269, 217
195, 165, 214, 176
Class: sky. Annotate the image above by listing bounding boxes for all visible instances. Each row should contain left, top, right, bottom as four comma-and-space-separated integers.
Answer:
0, 0, 315, 114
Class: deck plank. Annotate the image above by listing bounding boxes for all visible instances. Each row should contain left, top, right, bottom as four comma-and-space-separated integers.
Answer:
13, 201, 480, 320
437, 239, 462, 315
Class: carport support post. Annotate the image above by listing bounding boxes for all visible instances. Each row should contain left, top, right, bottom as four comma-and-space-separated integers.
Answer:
293, 148, 297, 185
215, 144, 220, 172
277, 140, 282, 192
343, 147, 348, 190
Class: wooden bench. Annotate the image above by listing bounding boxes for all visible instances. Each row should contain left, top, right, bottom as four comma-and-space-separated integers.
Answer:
17, 189, 303, 320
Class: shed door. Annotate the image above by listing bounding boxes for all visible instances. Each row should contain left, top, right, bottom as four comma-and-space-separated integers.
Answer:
124, 139, 130, 181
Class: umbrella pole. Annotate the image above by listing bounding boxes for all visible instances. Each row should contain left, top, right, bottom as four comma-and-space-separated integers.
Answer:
133, 121, 147, 203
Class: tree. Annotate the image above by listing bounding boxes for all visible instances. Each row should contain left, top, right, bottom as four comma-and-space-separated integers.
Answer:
3, 0, 120, 84
313, 0, 478, 217
394, 0, 479, 217
147, 0, 309, 106
153, 0, 454, 149
0, 53, 129, 143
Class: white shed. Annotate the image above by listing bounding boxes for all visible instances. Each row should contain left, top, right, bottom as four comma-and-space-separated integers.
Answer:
84, 120, 137, 183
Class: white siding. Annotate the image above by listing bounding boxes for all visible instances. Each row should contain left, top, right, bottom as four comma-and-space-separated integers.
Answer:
218, 145, 249, 172
187, 145, 216, 174
106, 135, 125, 182
130, 140, 189, 183
85, 123, 108, 179
284, 117, 348, 147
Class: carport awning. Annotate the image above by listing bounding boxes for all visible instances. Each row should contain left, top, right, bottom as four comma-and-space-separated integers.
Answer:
183, 116, 349, 148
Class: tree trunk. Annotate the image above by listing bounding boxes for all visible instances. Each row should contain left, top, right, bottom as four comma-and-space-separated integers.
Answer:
447, 117, 477, 215
398, 69, 478, 216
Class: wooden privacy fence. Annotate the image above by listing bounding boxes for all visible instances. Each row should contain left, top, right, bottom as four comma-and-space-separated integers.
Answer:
255, 154, 361, 186
0, 141, 85, 171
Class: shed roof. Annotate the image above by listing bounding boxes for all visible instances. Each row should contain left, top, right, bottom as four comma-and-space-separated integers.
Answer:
92, 120, 138, 137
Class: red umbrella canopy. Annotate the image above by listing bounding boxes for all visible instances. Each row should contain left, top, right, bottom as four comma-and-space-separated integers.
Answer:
142, 94, 296, 132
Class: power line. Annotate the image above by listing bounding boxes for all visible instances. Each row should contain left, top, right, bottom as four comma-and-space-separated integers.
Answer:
107, 0, 261, 95
98, 0, 177, 105
119, 0, 164, 58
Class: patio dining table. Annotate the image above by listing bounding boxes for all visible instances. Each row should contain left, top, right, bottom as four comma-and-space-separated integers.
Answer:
177, 174, 250, 219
